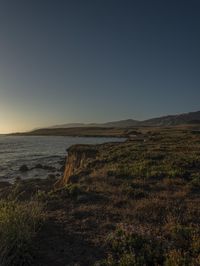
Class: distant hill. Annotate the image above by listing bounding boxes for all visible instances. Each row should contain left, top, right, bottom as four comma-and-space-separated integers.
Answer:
50, 123, 87, 128
50, 119, 139, 129
101, 119, 139, 127
48, 111, 200, 129
142, 111, 200, 126
11, 110, 200, 136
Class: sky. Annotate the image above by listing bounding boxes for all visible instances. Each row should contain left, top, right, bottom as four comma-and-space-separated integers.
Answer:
0, 0, 200, 133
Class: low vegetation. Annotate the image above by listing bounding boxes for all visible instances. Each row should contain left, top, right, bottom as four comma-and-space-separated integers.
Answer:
0, 126, 200, 265
0, 199, 44, 266
97, 223, 200, 265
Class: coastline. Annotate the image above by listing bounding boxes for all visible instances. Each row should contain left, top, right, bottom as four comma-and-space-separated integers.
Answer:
8, 126, 136, 138
0, 135, 126, 184
0, 126, 199, 265
0, 129, 200, 266
7, 124, 200, 138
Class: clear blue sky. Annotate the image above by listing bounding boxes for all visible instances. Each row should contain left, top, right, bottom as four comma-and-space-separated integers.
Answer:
0, 0, 200, 133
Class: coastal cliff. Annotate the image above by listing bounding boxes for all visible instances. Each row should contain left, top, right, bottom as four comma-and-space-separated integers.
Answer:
55, 144, 98, 188
1, 128, 200, 265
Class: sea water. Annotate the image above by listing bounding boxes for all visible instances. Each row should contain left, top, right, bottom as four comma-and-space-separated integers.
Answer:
0, 135, 124, 182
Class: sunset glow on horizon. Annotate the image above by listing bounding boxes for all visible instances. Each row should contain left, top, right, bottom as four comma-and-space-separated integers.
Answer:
0, 0, 200, 133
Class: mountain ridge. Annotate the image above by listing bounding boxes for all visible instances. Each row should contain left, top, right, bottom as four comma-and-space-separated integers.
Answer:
47, 110, 200, 129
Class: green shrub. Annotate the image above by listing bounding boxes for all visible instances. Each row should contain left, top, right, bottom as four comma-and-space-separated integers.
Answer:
65, 184, 82, 197
165, 250, 190, 266
188, 176, 200, 192
118, 253, 137, 266
0, 200, 44, 266
104, 227, 164, 265
164, 224, 200, 265
99, 253, 137, 266
101, 223, 200, 266
36, 189, 59, 202
36, 190, 48, 201
169, 225, 194, 250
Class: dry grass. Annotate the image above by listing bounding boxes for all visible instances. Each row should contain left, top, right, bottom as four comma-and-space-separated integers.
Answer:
0, 200, 44, 266
1, 127, 200, 265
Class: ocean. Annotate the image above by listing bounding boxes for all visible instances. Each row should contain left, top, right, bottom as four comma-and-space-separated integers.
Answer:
0, 135, 123, 183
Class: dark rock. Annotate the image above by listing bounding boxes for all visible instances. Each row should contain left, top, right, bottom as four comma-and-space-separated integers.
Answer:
43, 165, 56, 172
59, 166, 65, 172
0, 181, 11, 188
35, 164, 43, 169
19, 164, 29, 172
58, 159, 66, 165
48, 174, 56, 180
34, 164, 56, 171
15, 176, 22, 183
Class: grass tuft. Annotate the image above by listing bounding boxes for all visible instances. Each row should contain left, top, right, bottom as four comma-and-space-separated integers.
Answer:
0, 200, 44, 266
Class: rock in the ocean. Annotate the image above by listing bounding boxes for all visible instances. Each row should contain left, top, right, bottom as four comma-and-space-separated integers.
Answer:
19, 164, 29, 172
35, 164, 43, 169
48, 174, 56, 180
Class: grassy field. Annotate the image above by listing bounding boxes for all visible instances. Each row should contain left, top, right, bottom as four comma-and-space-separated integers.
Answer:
1, 126, 200, 265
